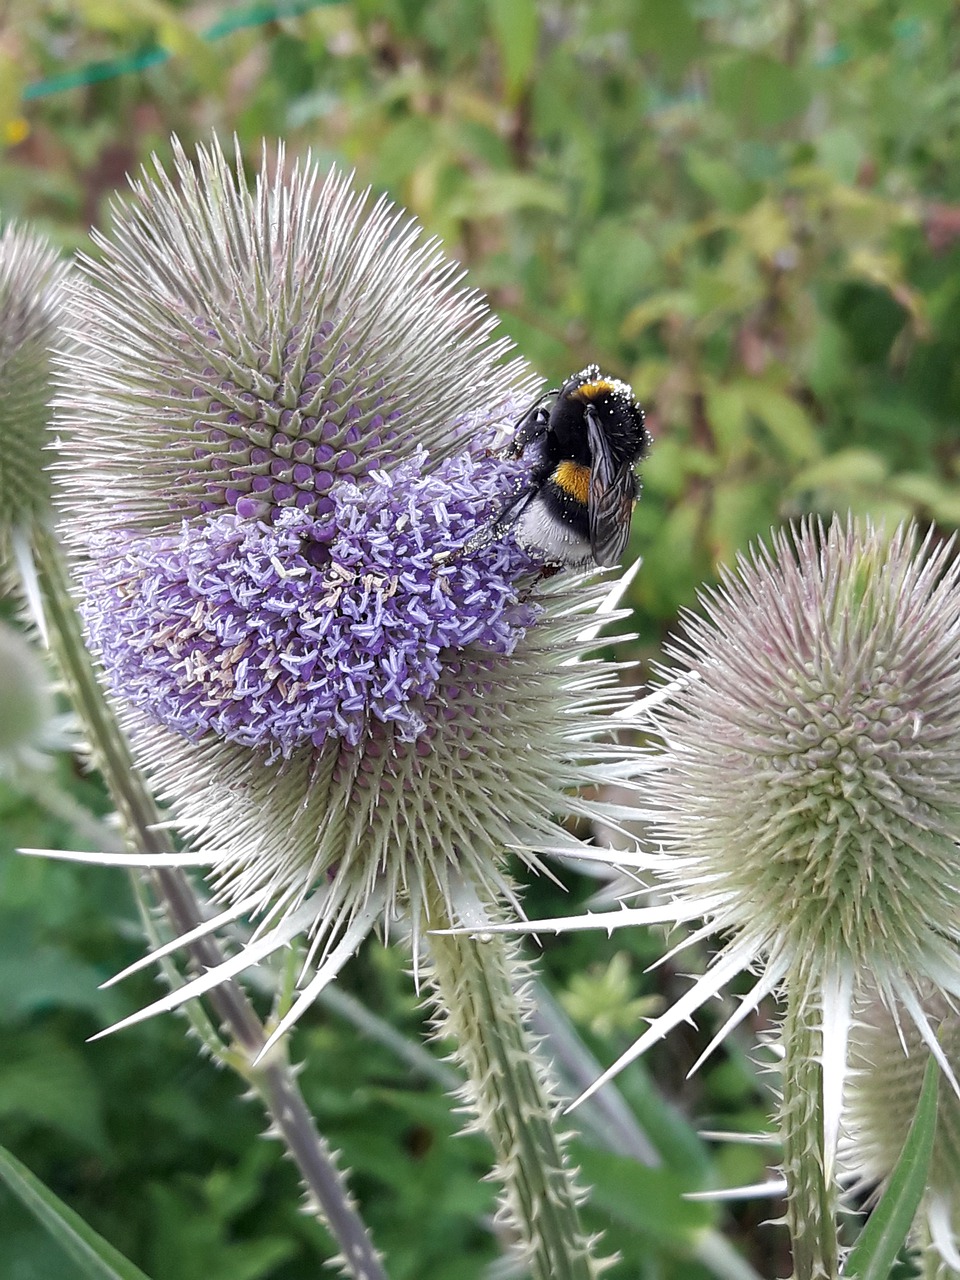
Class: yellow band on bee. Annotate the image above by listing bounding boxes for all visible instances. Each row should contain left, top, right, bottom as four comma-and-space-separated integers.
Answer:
553, 460, 591, 503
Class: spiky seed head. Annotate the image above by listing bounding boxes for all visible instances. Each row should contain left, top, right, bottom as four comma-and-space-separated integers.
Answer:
57, 137, 529, 541
843, 985, 960, 1269
0, 221, 68, 545
647, 518, 960, 993
55, 137, 646, 1001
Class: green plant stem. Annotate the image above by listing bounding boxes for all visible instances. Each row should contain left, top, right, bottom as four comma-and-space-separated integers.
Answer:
28, 521, 387, 1280
426, 896, 603, 1280
781, 974, 840, 1280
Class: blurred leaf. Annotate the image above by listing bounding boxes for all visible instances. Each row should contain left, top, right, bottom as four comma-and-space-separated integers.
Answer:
712, 53, 811, 131
846, 247, 925, 328
578, 219, 658, 337
485, 0, 538, 102
739, 383, 822, 462
815, 127, 865, 184
638, 498, 712, 615
0, 53, 26, 147
628, 0, 702, 80
0, 1033, 107, 1151
804, 317, 851, 397
710, 480, 779, 561
623, 291, 696, 338
704, 383, 749, 460
145, 1172, 294, 1280
576, 1146, 715, 1249
373, 117, 438, 188
737, 197, 793, 261
561, 953, 661, 1038
0, 1143, 153, 1280
641, 435, 689, 499
790, 449, 889, 495
888, 472, 960, 522
444, 172, 565, 218
842, 1056, 939, 1280
0, 934, 112, 1021
685, 150, 758, 213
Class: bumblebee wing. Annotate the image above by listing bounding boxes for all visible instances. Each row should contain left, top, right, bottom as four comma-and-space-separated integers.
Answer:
589, 464, 635, 566
586, 406, 636, 567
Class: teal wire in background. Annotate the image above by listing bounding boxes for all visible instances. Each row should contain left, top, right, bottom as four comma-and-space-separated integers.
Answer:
22, 0, 334, 102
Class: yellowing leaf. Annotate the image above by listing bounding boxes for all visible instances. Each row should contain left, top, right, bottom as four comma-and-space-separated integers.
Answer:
737, 197, 793, 261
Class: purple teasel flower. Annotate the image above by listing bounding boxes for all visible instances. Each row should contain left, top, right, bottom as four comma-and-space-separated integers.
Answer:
54, 138, 650, 1047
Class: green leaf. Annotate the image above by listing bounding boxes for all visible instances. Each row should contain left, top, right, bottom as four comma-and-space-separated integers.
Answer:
704, 383, 749, 460
628, 0, 701, 80
712, 53, 811, 132
443, 172, 565, 218
0, 912, 114, 1021
888, 473, 960, 523
842, 1056, 939, 1280
575, 1146, 715, 1249
789, 448, 889, 494
710, 480, 779, 561
0, 1143, 154, 1280
685, 150, 758, 213
0, 1034, 107, 1151
622, 290, 696, 338
739, 383, 822, 462
485, 0, 539, 102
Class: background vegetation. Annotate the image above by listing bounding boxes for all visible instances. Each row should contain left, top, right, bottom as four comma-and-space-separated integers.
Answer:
1, 1, 958, 1276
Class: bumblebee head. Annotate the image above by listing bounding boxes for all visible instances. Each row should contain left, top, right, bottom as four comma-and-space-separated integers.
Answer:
562, 366, 648, 465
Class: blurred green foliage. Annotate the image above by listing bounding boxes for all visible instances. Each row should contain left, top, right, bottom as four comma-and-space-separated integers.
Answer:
1, 0, 958, 1276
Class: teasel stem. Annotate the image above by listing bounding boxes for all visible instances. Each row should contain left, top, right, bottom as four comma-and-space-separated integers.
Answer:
781, 972, 841, 1280
22, 519, 388, 1280
425, 888, 605, 1280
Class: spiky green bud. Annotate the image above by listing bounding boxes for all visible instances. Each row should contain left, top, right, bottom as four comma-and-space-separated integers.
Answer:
0, 221, 68, 545
649, 518, 960, 989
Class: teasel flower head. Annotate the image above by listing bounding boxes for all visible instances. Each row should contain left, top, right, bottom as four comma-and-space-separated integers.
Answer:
516, 519, 960, 1134
0, 220, 68, 554
55, 137, 647, 1044
843, 983, 960, 1272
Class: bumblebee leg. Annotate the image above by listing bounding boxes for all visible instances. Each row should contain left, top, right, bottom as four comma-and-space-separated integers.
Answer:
502, 404, 550, 459
432, 484, 537, 573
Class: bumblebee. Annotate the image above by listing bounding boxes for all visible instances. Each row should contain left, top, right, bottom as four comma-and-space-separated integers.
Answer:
467, 365, 649, 569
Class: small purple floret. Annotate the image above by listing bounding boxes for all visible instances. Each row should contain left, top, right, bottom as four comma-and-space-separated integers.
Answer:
83, 447, 539, 759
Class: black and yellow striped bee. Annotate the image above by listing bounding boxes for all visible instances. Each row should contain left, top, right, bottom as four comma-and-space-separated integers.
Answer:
474, 365, 649, 569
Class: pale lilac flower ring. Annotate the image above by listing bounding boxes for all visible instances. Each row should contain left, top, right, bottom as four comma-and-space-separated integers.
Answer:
82, 443, 540, 760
